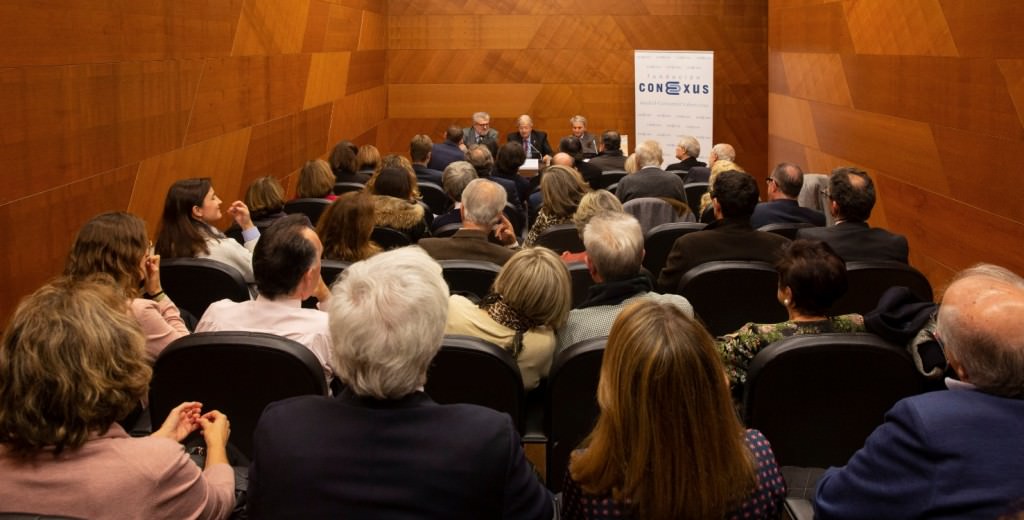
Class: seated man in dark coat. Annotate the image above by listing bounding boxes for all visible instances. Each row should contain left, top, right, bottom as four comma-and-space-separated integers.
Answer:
558, 136, 602, 190
657, 170, 791, 292
587, 130, 628, 172
247, 247, 553, 519
506, 114, 552, 161
815, 264, 1024, 520
751, 162, 826, 228
429, 160, 477, 233
615, 140, 687, 203
795, 167, 909, 263
427, 125, 466, 172
666, 135, 706, 172
410, 134, 443, 186
419, 178, 517, 265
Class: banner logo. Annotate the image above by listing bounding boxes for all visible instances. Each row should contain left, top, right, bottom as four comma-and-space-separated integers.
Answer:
637, 81, 710, 95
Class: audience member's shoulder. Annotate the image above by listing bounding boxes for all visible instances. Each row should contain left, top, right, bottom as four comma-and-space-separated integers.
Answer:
262, 393, 334, 417
432, 401, 518, 438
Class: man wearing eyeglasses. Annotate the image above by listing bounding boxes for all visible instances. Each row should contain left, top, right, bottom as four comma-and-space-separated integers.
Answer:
462, 112, 498, 155
750, 162, 826, 229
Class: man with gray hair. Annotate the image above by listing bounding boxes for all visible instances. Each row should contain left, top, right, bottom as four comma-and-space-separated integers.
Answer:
666, 135, 706, 173
556, 212, 693, 352
429, 160, 477, 233
614, 139, 687, 203
462, 111, 498, 155
506, 114, 552, 161
419, 178, 517, 265
567, 114, 598, 157
685, 142, 736, 184
750, 162, 826, 228
248, 247, 553, 518
815, 264, 1024, 519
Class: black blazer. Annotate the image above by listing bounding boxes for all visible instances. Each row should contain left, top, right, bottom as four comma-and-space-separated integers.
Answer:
796, 221, 909, 263
507, 131, 553, 159
248, 389, 553, 519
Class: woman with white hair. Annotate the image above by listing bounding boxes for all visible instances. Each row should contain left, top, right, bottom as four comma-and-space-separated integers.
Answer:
247, 247, 552, 519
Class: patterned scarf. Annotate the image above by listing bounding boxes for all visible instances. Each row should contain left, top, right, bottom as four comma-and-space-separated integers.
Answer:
480, 294, 539, 359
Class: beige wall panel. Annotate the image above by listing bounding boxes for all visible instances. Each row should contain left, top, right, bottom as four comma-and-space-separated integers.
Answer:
769, 52, 791, 95
843, 55, 1023, 140
132, 128, 253, 237
767, 136, 810, 172
329, 86, 388, 145
997, 59, 1024, 131
932, 125, 1024, 225
322, 4, 365, 51
347, 50, 388, 94
810, 102, 947, 195
614, 16, 729, 51
639, 0, 723, 16
376, 119, 453, 157
389, 16, 543, 49
780, 52, 851, 106
243, 104, 333, 184
1, 60, 204, 205
302, 0, 332, 52
0, 1, 241, 67
232, 0, 311, 56
388, 84, 545, 119
359, 10, 388, 50
941, 0, 1024, 58
184, 54, 312, 145
843, 0, 957, 56
0, 165, 138, 322
304, 52, 353, 109
770, 2, 853, 54
768, 94, 820, 149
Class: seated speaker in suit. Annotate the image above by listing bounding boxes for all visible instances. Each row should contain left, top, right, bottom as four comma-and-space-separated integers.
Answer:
247, 247, 553, 519
815, 264, 1024, 519
419, 178, 518, 265
750, 162, 826, 228
506, 114, 553, 162
462, 111, 499, 156
566, 114, 598, 157
796, 167, 909, 263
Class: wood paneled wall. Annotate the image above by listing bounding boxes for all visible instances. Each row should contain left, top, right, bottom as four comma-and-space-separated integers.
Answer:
0, 0, 388, 323
379, 1, 769, 170
768, 0, 1024, 294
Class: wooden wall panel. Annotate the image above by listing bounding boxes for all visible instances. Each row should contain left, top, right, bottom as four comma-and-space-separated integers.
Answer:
328, 85, 389, 145
769, 0, 1024, 293
243, 104, 333, 183
232, 0, 312, 55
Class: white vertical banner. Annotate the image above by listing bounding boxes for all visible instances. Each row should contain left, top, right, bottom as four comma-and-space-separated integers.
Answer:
634, 50, 714, 168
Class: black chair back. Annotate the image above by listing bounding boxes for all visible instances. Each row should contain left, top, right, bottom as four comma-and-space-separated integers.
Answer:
535, 223, 584, 254
831, 261, 934, 315
333, 182, 365, 195
284, 198, 332, 227
683, 182, 709, 213
438, 260, 502, 300
160, 257, 250, 320
641, 222, 706, 281
677, 261, 788, 336
149, 332, 329, 458
320, 259, 352, 286
598, 170, 627, 189
504, 202, 527, 240
567, 262, 594, 308
743, 333, 923, 468
758, 222, 815, 240
418, 182, 452, 214
425, 335, 525, 433
433, 222, 462, 238
545, 336, 606, 492
371, 226, 412, 250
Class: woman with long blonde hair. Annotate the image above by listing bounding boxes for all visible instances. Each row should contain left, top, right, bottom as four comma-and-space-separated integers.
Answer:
563, 299, 786, 519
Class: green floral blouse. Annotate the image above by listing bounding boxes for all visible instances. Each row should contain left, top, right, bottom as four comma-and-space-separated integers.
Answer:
717, 314, 866, 389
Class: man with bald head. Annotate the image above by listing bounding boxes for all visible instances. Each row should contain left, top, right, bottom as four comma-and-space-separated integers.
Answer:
814, 264, 1024, 519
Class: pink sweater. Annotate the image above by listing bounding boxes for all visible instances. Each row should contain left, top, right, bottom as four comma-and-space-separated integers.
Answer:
0, 424, 235, 519
131, 297, 189, 362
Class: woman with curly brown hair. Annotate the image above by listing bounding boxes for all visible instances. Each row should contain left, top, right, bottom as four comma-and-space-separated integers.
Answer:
316, 191, 381, 262
0, 277, 235, 519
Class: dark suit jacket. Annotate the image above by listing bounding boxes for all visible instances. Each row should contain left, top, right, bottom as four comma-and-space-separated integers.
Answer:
815, 389, 1024, 520
412, 163, 443, 186
248, 389, 552, 520
587, 150, 627, 172
616, 166, 687, 203
574, 158, 603, 190
751, 199, 826, 228
418, 228, 515, 265
666, 156, 706, 172
507, 131, 553, 159
657, 218, 791, 292
428, 142, 465, 172
796, 221, 909, 263
462, 127, 499, 155
429, 208, 462, 234
683, 165, 711, 184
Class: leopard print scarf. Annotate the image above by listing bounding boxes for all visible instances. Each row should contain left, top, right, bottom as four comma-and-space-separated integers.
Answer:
480, 294, 539, 359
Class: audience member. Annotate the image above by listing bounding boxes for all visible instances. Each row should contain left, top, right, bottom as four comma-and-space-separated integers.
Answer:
471, 143, 522, 208
567, 115, 598, 157
623, 152, 638, 174
246, 247, 553, 519
815, 264, 1024, 519
410, 134, 443, 186
197, 215, 334, 387
227, 176, 288, 243
615, 140, 686, 203
558, 136, 603, 189
556, 213, 693, 353
366, 166, 429, 242
796, 167, 909, 263
430, 161, 477, 232
0, 277, 234, 519
492, 141, 529, 206
355, 144, 380, 175
507, 114, 553, 162
296, 159, 338, 201
462, 111, 499, 155
562, 299, 786, 519
329, 140, 368, 184
317, 191, 381, 262
717, 240, 864, 391
428, 125, 466, 171
750, 162, 826, 228
155, 178, 260, 294
445, 247, 572, 390
686, 142, 735, 184
698, 159, 744, 222
419, 179, 517, 265
561, 189, 623, 263
64, 212, 188, 361
524, 165, 590, 247
587, 130, 627, 172
658, 170, 790, 292
666, 135, 706, 173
